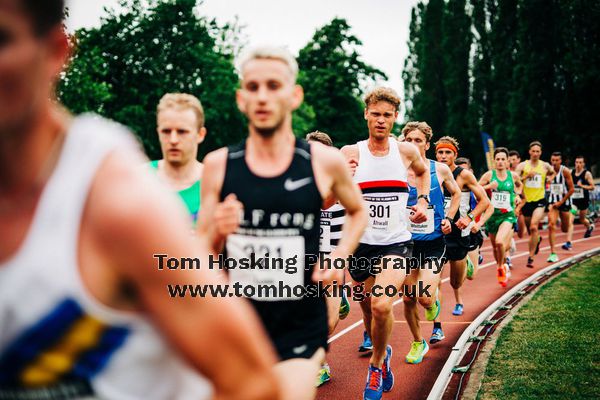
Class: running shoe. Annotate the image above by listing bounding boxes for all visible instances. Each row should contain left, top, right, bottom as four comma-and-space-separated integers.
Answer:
452, 303, 464, 316
506, 263, 511, 279
561, 241, 572, 251
510, 238, 517, 255
479, 254, 484, 265
359, 330, 373, 352
382, 345, 394, 392
497, 264, 508, 287
339, 291, 350, 320
363, 365, 383, 400
316, 363, 331, 387
425, 296, 440, 321
535, 236, 542, 255
584, 224, 594, 238
526, 256, 535, 268
430, 327, 445, 344
547, 253, 559, 263
506, 256, 512, 269
466, 256, 475, 279
406, 339, 429, 364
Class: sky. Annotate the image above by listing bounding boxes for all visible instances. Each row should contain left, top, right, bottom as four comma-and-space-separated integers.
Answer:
65, 0, 420, 115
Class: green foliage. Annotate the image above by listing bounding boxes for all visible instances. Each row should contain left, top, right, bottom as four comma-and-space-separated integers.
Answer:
404, 0, 600, 171
58, 0, 245, 160
297, 18, 387, 147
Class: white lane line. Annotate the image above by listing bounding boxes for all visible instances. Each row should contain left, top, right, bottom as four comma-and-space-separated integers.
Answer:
328, 233, 598, 344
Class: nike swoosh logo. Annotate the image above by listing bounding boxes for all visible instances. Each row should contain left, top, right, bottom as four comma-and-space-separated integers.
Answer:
284, 177, 312, 191
292, 344, 308, 355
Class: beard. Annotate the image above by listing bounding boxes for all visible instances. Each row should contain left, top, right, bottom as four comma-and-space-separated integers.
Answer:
252, 114, 285, 138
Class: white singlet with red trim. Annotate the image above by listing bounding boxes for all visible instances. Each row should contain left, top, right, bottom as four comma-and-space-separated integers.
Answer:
353, 138, 411, 245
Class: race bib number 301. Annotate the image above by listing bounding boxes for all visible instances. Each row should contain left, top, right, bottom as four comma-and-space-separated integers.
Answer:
365, 196, 401, 232
226, 234, 305, 301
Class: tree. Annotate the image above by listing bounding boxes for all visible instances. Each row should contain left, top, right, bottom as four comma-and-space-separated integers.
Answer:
297, 18, 387, 146
59, 0, 245, 159
402, 4, 425, 119
441, 0, 472, 153
404, 0, 600, 171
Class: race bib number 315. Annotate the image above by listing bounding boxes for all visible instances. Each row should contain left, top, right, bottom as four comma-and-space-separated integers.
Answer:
226, 234, 305, 301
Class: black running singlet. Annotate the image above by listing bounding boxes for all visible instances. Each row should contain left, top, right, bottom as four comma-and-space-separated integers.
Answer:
573, 169, 590, 202
220, 138, 327, 359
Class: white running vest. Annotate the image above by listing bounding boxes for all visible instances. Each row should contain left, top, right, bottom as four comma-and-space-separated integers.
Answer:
353, 139, 411, 245
319, 203, 345, 254
0, 115, 211, 400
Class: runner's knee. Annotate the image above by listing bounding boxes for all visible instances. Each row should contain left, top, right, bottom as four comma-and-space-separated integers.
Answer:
371, 297, 393, 320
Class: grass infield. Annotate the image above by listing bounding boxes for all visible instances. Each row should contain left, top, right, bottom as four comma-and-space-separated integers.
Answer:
477, 255, 600, 400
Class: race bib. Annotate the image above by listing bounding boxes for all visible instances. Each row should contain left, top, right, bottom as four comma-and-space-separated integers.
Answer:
365, 195, 401, 233
407, 206, 435, 234
226, 234, 305, 301
444, 196, 451, 216
319, 221, 331, 253
492, 191, 512, 210
525, 174, 542, 188
550, 183, 564, 196
572, 187, 584, 199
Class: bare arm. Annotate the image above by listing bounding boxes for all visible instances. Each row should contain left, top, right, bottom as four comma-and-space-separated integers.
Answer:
515, 161, 527, 179
478, 198, 495, 227
461, 170, 490, 220
479, 170, 497, 191
91, 151, 281, 400
399, 142, 430, 223
512, 172, 524, 196
438, 162, 461, 220
311, 144, 367, 284
584, 171, 595, 190
196, 148, 239, 254
322, 149, 366, 259
340, 145, 359, 176
545, 162, 556, 182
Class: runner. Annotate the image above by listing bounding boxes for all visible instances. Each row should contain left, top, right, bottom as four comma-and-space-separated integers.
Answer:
508, 150, 523, 255
434, 136, 490, 325
401, 122, 460, 363
515, 141, 555, 268
455, 157, 492, 281
569, 156, 595, 239
546, 152, 575, 262
479, 148, 524, 286
508, 150, 521, 172
0, 5, 321, 399
306, 130, 350, 387
150, 93, 205, 227
340, 87, 430, 400
197, 46, 367, 387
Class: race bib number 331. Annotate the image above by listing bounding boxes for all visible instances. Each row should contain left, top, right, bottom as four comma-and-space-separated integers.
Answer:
226, 234, 305, 301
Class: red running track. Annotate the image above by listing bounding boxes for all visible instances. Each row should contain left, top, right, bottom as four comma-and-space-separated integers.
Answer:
317, 226, 599, 400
